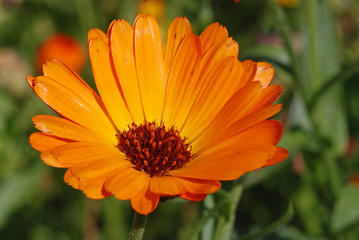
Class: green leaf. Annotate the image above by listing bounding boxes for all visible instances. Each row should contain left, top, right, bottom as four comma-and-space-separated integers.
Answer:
301, 0, 348, 155
331, 185, 359, 233
0, 165, 47, 228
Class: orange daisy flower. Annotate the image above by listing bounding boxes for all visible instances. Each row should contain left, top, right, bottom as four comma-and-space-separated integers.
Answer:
27, 14, 288, 215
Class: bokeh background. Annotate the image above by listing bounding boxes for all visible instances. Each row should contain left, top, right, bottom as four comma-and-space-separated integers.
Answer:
1, 0, 359, 239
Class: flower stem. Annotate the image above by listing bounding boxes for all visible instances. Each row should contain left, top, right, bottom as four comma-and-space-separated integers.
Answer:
213, 181, 243, 240
129, 212, 148, 240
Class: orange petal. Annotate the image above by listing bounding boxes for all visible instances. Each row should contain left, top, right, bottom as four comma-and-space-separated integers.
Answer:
87, 28, 109, 44
191, 81, 262, 151
131, 186, 160, 215
110, 20, 144, 123
248, 84, 283, 113
88, 37, 132, 131
265, 147, 288, 166
200, 22, 229, 55
214, 120, 284, 149
197, 104, 282, 153
30, 76, 117, 145
149, 176, 186, 195
253, 62, 274, 88
41, 142, 124, 168
104, 169, 150, 200
70, 158, 132, 181
26, 75, 36, 90
32, 115, 111, 144
178, 178, 221, 194
171, 144, 278, 180
180, 192, 207, 201
64, 168, 80, 189
134, 14, 166, 122
29, 132, 72, 152
42, 60, 111, 123
162, 33, 201, 128
164, 17, 192, 74
79, 179, 111, 199
235, 60, 258, 91
181, 57, 242, 140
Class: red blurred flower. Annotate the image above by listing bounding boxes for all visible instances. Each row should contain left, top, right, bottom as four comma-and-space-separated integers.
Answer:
36, 34, 86, 73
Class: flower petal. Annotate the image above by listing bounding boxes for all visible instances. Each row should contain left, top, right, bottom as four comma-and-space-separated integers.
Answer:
178, 178, 221, 194
265, 147, 288, 167
164, 17, 192, 74
42, 60, 111, 120
180, 192, 207, 201
110, 19, 144, 123
32, 115, 111, 144
171, 144, 278, 180
29, 76, 117, 144
131, 186, 160, 215
104, 169, 150, 200
88, 37, 132, 131
79, 180, 111, 199
134, 14, 166, 122
41, 142, 124, 168
162, 33, 201, 128
190, 81, 262, 151
181, 57, 243, 139
30, 132, 71, 152
70, 158, 132, 181
149, 176, 186, 195
200, 22, 229, 54
88, 28, 108, 43
253, 62, 274, 88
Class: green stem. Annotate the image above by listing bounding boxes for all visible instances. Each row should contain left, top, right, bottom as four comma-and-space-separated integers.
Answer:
268, 0, 302, 86
129, 212, 148, 240
213, 181, 243, 240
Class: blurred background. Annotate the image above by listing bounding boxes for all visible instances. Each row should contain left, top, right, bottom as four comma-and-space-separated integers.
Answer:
1, 0, 359, 239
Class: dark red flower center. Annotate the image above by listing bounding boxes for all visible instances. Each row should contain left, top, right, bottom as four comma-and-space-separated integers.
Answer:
116, 122, 192, 177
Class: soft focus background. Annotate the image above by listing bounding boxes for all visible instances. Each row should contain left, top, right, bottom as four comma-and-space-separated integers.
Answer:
1, 0, 359, 239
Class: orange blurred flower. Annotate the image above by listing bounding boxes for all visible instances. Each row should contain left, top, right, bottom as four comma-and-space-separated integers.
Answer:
138, 0, 165, 19
276, 0, 300, 8
27, 14, 288, 215
36, 34, 86, 73
348, 176, 359, 188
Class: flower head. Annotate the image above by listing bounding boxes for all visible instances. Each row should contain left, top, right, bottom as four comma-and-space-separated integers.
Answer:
27, 14, 288, 215
36, 33, 86, 73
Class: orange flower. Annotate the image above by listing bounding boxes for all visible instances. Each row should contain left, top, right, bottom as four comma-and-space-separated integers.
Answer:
276, 0, 300, 8
27, 14, 288, 215
36, 34, 86, 73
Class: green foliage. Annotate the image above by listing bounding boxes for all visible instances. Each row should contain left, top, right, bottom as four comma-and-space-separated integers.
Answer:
1, 0, 359, 239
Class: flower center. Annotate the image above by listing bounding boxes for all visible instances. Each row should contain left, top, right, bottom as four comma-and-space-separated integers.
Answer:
116, 122, 192, 177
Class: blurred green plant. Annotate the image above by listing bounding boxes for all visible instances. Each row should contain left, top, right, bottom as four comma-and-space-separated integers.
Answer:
1, 0, 359, 239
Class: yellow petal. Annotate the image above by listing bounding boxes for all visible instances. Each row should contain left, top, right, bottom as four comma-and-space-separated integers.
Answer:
133, 14, 166, 122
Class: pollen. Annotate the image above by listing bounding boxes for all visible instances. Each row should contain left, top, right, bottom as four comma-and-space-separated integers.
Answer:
117, 122, 192, 177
